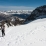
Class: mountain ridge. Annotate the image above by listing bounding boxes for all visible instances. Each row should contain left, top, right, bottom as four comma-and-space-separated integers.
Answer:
26, 5, 46, 21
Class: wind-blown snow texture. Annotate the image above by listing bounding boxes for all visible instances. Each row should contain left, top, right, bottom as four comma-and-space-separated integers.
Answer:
0, 18, 46, 46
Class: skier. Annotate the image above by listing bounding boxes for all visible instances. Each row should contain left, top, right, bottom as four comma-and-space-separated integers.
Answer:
1, 25, 5, 37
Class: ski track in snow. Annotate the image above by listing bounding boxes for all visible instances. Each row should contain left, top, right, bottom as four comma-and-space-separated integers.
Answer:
0, 19, 46, 46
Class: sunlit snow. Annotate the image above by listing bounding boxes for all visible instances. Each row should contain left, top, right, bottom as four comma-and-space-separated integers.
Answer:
0, 18, 46, 46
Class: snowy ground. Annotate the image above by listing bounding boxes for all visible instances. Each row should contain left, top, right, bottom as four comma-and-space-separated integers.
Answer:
0, 18, 46, 46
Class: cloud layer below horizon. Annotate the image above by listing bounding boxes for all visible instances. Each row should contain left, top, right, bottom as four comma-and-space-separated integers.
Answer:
0, 6, 35, 11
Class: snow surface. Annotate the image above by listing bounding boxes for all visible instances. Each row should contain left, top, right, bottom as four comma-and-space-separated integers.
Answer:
0, 18, 46, 46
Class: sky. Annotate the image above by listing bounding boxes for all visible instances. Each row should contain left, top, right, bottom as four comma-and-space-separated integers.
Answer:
0, 0, 46, 10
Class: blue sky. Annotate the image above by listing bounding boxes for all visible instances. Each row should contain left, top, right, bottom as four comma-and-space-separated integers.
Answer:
0, 0, 46, 10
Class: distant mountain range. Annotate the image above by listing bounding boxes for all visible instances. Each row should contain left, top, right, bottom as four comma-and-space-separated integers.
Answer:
0, 10, 32, 21
0, 10, 32, 15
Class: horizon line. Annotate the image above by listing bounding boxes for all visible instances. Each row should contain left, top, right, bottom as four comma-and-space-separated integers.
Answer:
0, 6, 35, 11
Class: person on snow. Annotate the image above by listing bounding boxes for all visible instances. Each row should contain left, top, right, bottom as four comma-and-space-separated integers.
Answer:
1, 25, 5, 37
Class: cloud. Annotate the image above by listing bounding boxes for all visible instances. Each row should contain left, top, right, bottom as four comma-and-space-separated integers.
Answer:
0, 6, 35, 10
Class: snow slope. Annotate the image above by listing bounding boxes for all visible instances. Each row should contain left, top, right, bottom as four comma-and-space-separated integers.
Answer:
0, 18, 46, 46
